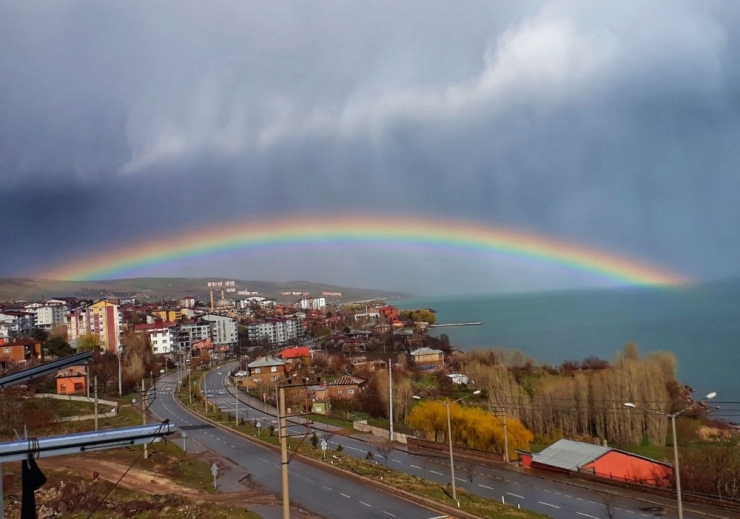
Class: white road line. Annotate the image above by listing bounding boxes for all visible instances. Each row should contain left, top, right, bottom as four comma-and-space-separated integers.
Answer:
360, 501, 371, 507
478, 484, 494, 490
576, 512, 600, 519
429, 470, 444, 475
410, 465, 422, 469
340, 493, 351, 499
507, 492, 524, 499
392, 459, 403, 463
383, 512, 396, 517
538, 501, 560, 509
455, 477, 466, 482
322, 486, 333, 491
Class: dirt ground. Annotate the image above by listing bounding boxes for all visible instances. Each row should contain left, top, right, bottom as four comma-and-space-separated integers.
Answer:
3, 452, 322, 519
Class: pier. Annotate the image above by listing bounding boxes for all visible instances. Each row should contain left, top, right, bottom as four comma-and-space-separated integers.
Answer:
429, 322, 482, 328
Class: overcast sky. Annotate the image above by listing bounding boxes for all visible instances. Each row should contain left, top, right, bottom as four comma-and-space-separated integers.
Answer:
2, 1, 740, 296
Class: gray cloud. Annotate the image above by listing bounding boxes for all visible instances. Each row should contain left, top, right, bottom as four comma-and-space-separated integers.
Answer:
2, 1, 740, 295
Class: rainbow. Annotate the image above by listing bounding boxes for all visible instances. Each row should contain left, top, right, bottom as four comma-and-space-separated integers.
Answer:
41, 215, 689, 286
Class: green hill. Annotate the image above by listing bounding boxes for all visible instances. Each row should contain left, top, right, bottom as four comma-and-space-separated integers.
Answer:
0, 277, 411, 304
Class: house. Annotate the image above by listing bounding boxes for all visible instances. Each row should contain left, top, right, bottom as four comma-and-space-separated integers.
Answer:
56, 366, 87, 395
243, 356, 287, 386
349, 356, 387, 373
0, 338, 43, 367
315, 375, 367, 401
520, 439, 671, 487
408, 347, 444, 371
277, 346, 311, 366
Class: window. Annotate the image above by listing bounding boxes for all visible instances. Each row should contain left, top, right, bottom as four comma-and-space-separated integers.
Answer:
254, 368, 261, 374
271, 375, 278, 381
337, 389, 343, 395
271, 366, 277, 372
348, 389, 354, 395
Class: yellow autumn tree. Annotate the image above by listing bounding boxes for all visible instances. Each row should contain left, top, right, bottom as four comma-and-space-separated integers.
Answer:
407, 400, 533, 458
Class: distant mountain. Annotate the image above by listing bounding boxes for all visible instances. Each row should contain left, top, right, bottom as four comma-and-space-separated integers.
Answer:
0, 277, 412, 304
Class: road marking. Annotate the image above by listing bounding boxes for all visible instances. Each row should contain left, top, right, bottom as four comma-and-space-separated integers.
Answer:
478, 484, 494, 490
410, 465, 422, 469
429, 470, 444, 475
360, 501, 371, 507
507, 492, 524, 499
230, 445, 236, 448
392, 459, 403, 463
322, 486, 333, 491
538, 501, 560, 509
340, 493, 351, 498
576, 513, 600, 519
383, 512, 396, 517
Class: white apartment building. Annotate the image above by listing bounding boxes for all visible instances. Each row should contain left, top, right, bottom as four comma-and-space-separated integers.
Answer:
134, 322, 178, 355
0, 311, 37, 338
25, 301, 67, 330
247, 318, 304, 346
201, 314, 238, 352
298, 297, 326, 311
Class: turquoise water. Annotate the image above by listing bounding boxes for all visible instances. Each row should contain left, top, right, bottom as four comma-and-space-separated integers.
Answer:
398, 281, 740, 402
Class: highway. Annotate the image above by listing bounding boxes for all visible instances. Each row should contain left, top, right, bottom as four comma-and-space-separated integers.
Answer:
148, 371, 445, 519
198, 362, 715, 519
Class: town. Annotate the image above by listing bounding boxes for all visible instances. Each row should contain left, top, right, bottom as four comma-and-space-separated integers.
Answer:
1, 285, 738, 519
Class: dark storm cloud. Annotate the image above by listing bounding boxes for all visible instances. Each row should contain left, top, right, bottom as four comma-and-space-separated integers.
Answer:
2, 1, 740, 294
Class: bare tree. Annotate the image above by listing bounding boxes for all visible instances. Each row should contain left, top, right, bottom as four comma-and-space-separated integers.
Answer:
376, 441, 393, 467
601, 492, 617, 519
460, 461, 476, 485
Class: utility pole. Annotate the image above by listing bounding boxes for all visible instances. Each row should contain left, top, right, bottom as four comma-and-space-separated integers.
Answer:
278, 386, 290, 519
141, 379, 148, 459
94, 376, 99, 431
502, 407, 509, 464
118, 346, 124, 397
388, 358, 393, 442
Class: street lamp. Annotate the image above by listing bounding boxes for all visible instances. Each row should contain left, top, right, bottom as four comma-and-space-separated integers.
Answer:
491, 407, 510, 464
445, 390, 481, 503
117, 345, 124, 396
624, 391, 716, 519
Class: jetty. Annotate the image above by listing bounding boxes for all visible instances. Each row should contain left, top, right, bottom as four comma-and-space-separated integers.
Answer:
429, 322, 482, 328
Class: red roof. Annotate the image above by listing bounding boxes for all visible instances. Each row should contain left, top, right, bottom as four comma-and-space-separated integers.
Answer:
134, 322, 177, 331
278, 346, 310, 360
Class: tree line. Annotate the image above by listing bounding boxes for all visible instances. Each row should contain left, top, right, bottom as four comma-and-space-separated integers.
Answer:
464, 343, 681, 446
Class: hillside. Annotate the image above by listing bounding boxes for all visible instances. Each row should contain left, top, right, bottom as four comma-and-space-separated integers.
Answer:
0, 277, 411, 304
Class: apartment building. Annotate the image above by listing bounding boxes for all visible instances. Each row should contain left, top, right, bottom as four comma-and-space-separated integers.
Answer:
176, 319, 211, 352
298, 297, 326, 311
246, 317, 305, 346
134, 321, 178, 355
201, 314, 238, 354
66, 300, 121, 352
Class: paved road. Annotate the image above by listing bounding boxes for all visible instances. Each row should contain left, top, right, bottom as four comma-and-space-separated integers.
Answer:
148, 371, 445, 519
197, 362, 725, 519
